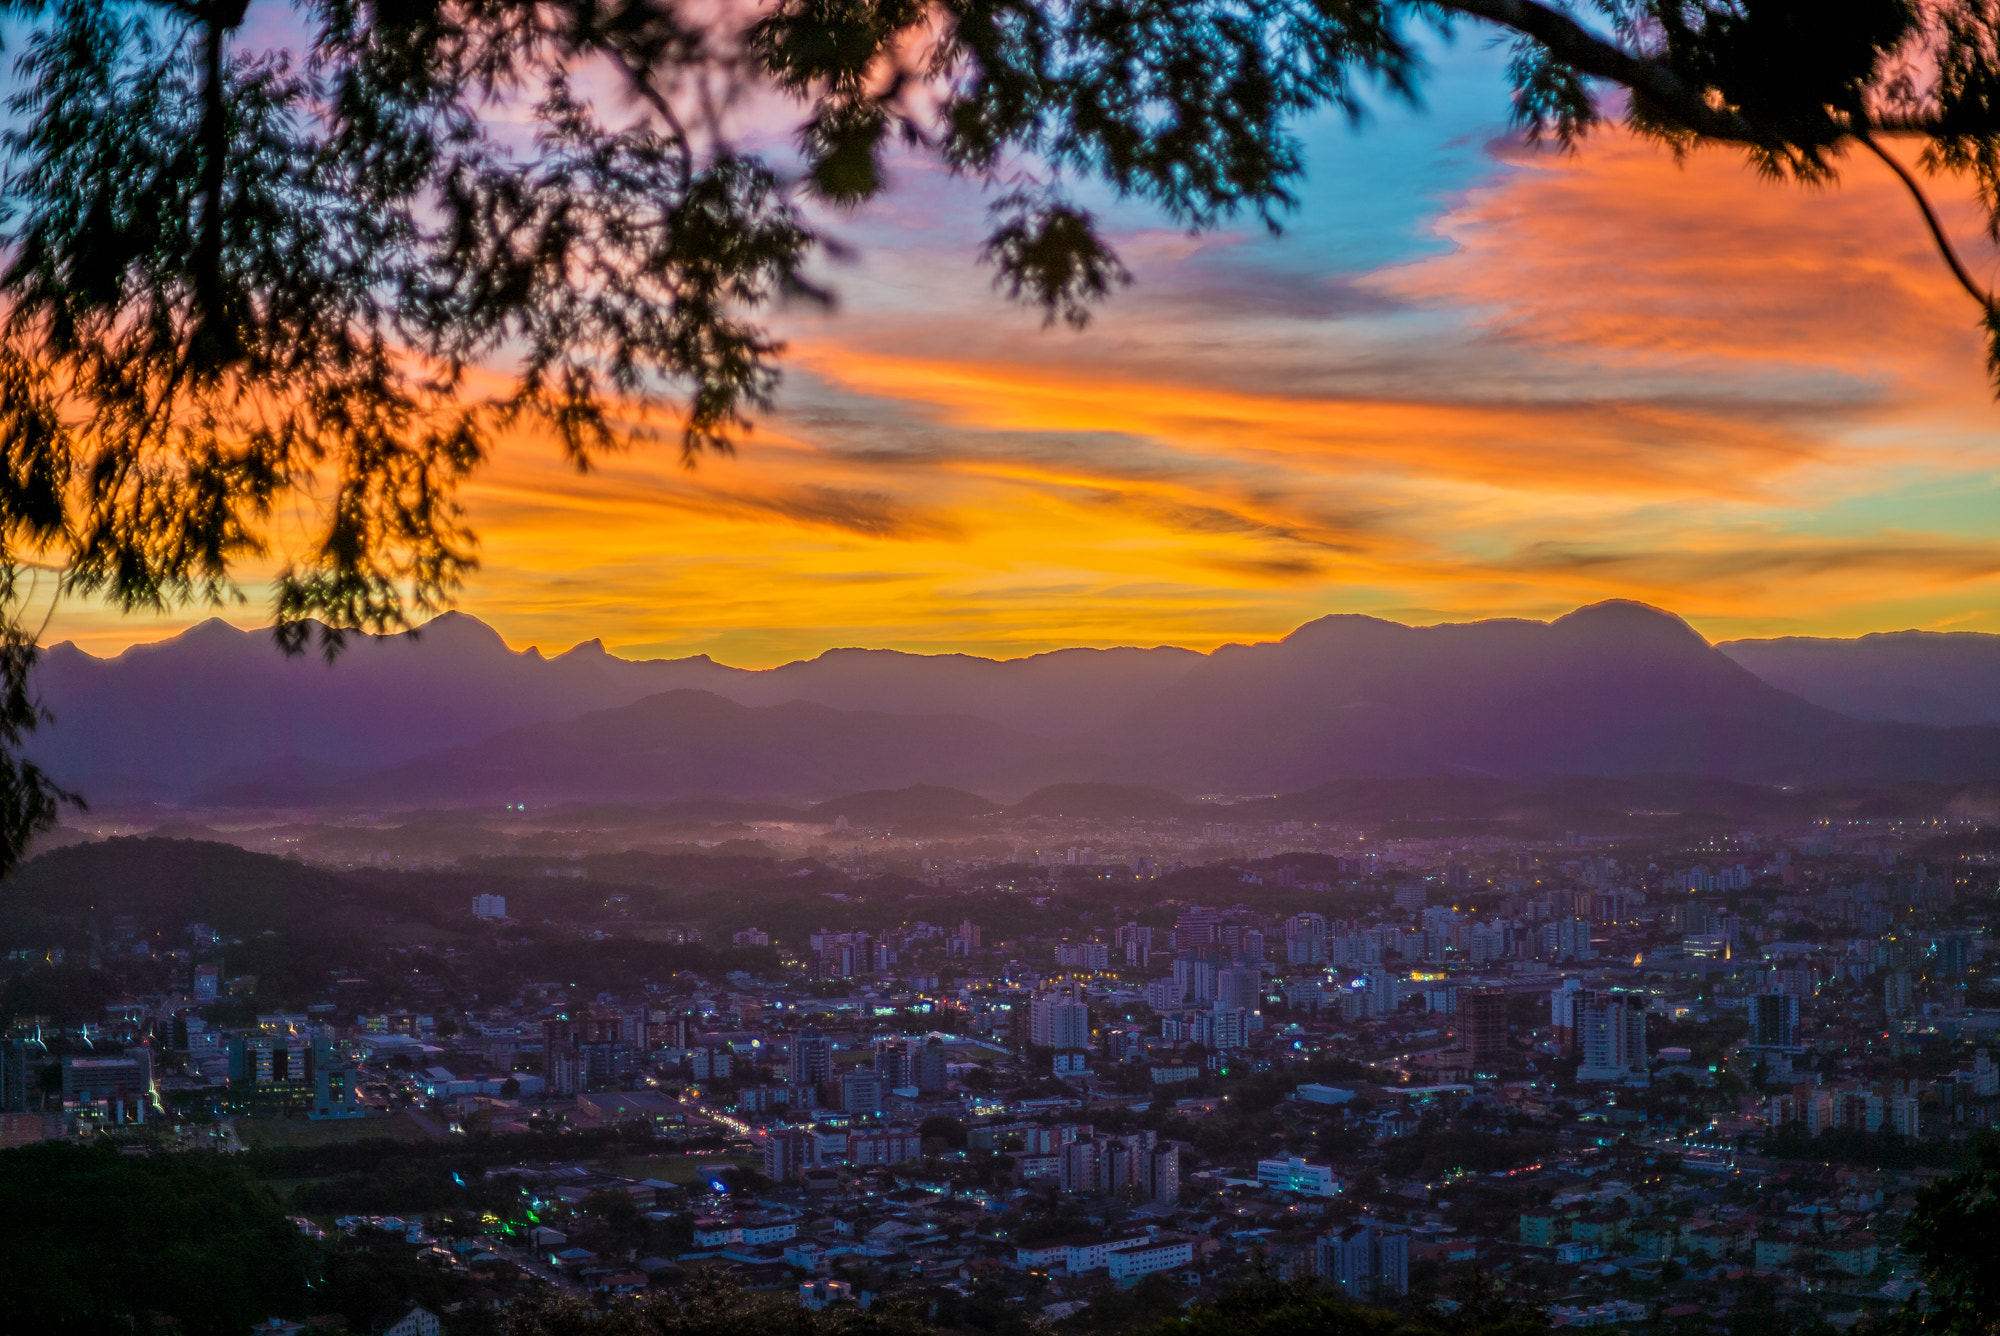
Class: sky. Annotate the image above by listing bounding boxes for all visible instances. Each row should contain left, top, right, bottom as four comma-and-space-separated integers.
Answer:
38, 38, 2000, 664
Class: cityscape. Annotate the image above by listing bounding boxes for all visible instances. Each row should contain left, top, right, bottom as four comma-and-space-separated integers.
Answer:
4, 1, 2000, 1335
3, 784, 1995, 1335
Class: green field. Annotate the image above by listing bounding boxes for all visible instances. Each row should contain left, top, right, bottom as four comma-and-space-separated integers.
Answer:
624, 1152, 758, 1184
235, 1110, 439, 1150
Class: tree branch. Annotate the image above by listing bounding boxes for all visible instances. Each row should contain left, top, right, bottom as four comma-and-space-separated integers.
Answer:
192, 0, 250, 371
1434, 0, 1757, 142
1857, 132, 1997, 313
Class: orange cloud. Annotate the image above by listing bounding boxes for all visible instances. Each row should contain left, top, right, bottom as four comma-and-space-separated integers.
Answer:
1379, 135, 1997, 392
790, 345, 1830, 500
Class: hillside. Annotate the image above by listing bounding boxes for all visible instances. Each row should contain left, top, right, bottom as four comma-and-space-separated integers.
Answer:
0, 838, 364, 948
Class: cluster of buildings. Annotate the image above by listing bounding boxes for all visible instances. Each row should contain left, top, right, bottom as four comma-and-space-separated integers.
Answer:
1, 816, 1995, 1332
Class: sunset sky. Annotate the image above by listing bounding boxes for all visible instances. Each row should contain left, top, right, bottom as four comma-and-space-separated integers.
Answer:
42, 41, 2000, 664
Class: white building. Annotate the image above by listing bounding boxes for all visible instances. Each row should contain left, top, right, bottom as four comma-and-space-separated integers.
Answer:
1030, 995, 1091, 1049
1257, 1155, 1339, 1197
1576, 995, 1648, 1082
1107, 1236, 1194, 1283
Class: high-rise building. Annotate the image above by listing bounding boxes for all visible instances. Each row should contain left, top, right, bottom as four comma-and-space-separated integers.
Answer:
1196, 1007, 1249, 1051
1318, 1225, 1408, 1298
0, 1040, 31, 1112
542, 1009, 640, 1093
914, 1036, 948, 1093
1219, 924, 1266, 963
1576, 995, 1647, 1082
1748, 992, 1801, 1050
1545, 916, 1595, 961
1058, 1138, 1103, 1195
659, 1011, 700, 1050
1319, 1225, 1368, 1290
789, 1028, 833, 1085
1884, 971, 1915, 1017
1286, 912, 1328, 965
839, 1067, 882, 1114
1056, 1130, 1160, 1197
1147, 1145, 1181, 1204
764, 1128, 814, 1181
1172, 906, 1221, 950
874, 1038, 912, 1089
1457, 987, 1509, 1065
1550, 978, 1584, 1049
1373, 1231, 1410, 1296
1173, 958, 1217, 1005
1216, 965, 1262, 1014
1029, 994, 1091, 1049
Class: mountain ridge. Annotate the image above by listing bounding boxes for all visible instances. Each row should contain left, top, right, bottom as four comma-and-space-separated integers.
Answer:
33, 601, 2000, 804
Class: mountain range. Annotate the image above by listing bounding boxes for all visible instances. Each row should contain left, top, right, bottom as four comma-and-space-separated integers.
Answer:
27, 601, 2000, 806
1716, 631, 2000, 726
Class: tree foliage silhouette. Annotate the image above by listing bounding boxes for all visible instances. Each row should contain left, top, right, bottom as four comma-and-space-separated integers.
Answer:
1885, 1141, 2000, 1336
1, 0, 1998, 870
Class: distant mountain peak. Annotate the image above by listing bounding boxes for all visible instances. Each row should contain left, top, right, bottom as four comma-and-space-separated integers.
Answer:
134, 617, 255, 658
808, 646, 937, 664
1550, 599, 1710, 648
1279, 612, 1407, 643
404, 610, 512, 653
